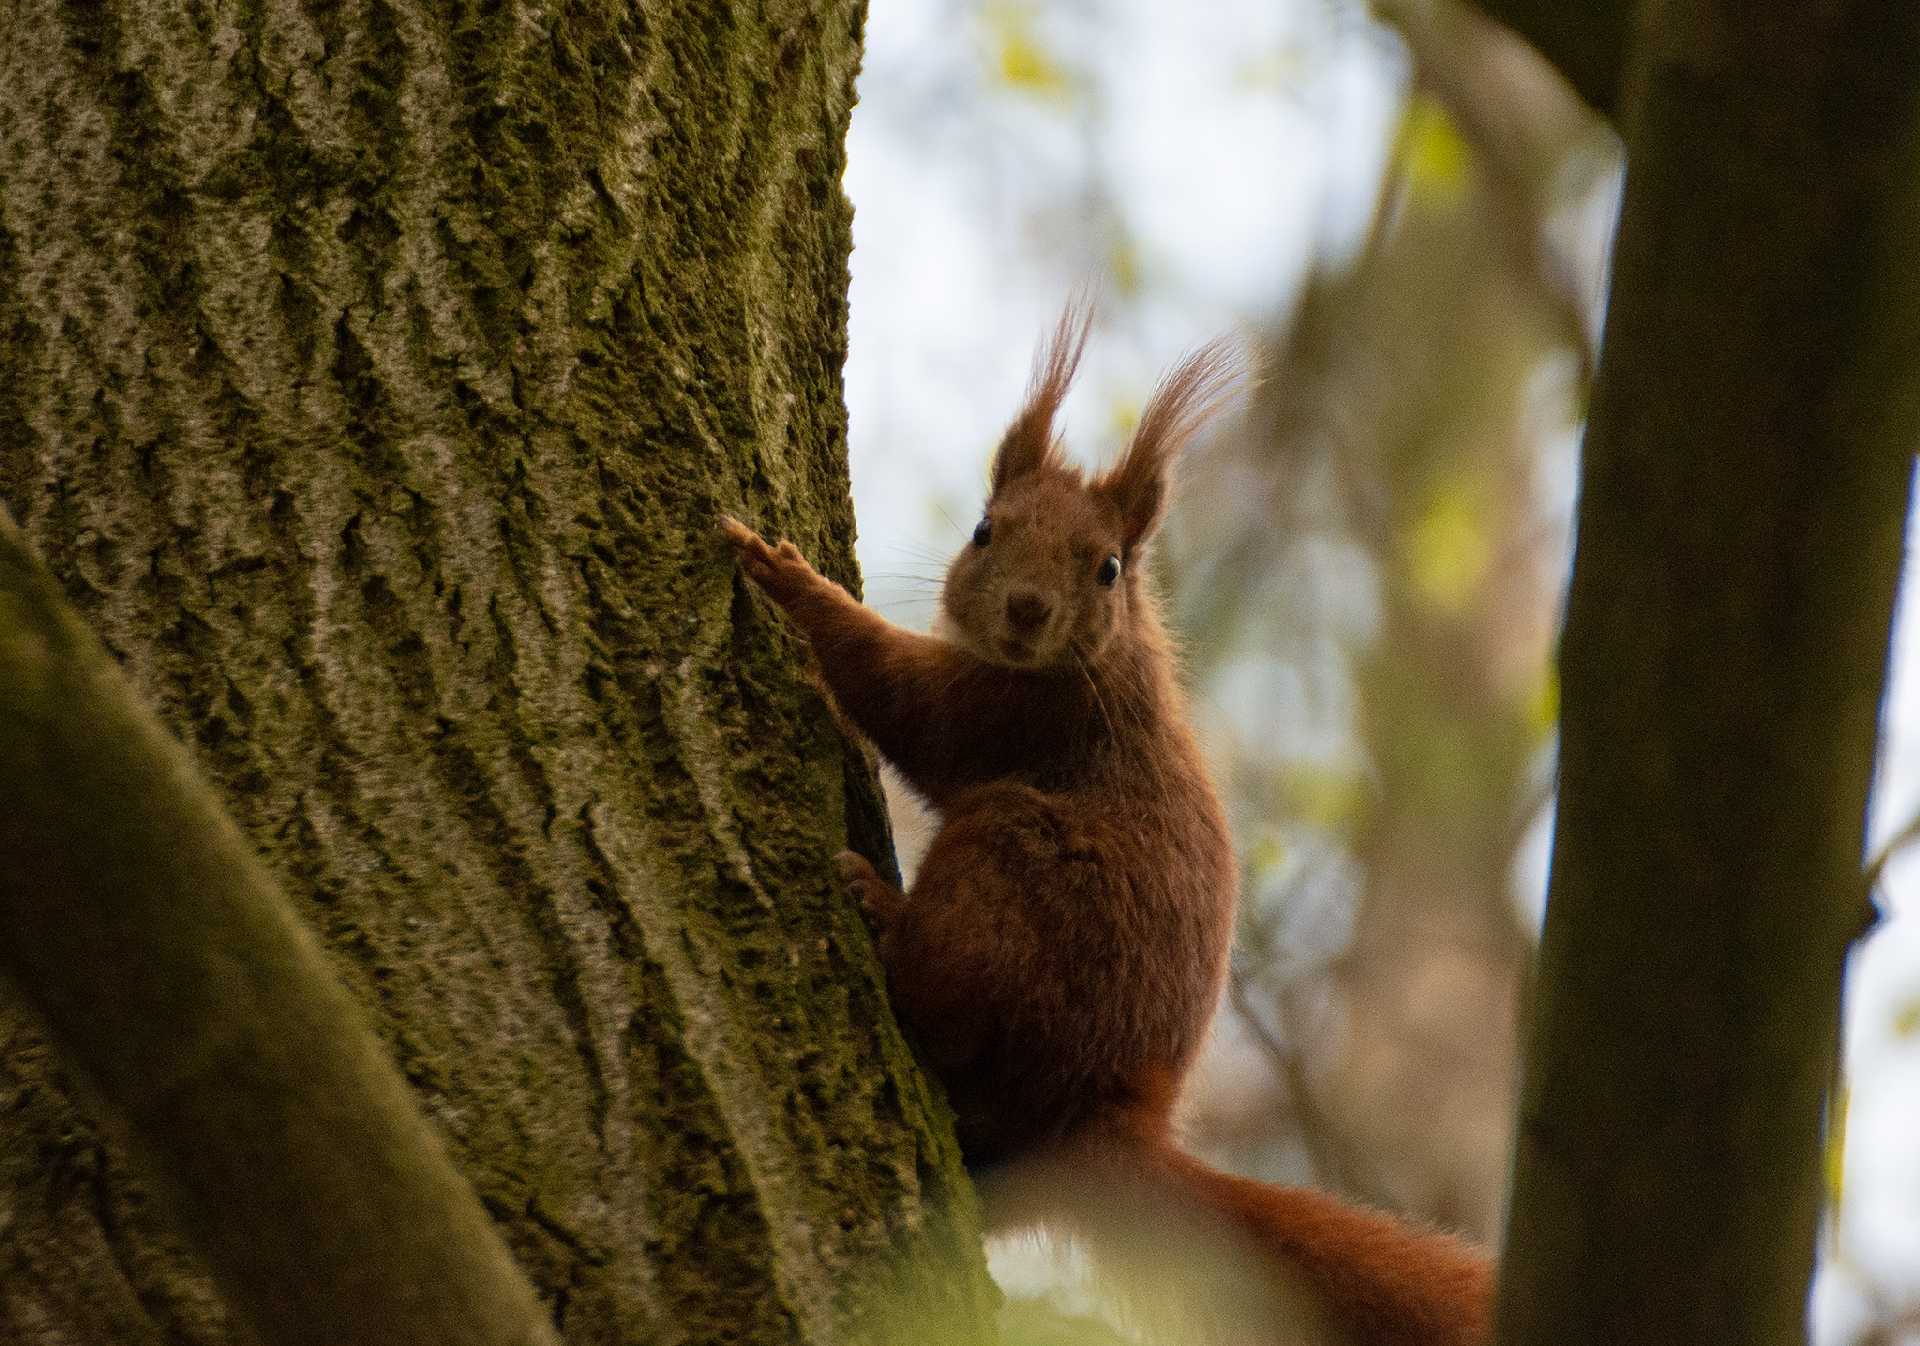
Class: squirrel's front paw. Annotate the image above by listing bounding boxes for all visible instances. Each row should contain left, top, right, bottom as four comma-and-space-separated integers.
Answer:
719, 514, 820, 608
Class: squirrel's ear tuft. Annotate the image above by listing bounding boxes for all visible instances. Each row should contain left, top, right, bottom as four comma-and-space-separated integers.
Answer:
1098, 337, 1242, 551
991, 298, 1094, 493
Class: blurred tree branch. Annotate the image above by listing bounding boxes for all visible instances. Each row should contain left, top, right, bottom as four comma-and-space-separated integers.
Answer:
1227, 971, 1364, 1190
1474, 0, 1628, 116
1176, 73, 1577, 1232
1379, 0, 1631, 118
1860, 810, 1920, 931
1376, 0, 1608, 383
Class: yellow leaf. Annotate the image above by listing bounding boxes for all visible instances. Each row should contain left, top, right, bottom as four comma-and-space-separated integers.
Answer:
1402, 477, 1492, 612
985, 3, 1071, 99
1285, 768, 1368, 832
1825, 1083, 1848, 1209
1245, 833, 1288, 875
1398, 95, 1472, 206
1107, 233, 1144, 298
1524, 669, 1560, 738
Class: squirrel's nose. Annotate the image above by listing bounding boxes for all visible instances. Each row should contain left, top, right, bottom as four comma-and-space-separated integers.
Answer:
1005, 590, 1052, 633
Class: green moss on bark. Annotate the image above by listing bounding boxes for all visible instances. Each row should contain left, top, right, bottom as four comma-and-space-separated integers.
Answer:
0, 0, 994, 1342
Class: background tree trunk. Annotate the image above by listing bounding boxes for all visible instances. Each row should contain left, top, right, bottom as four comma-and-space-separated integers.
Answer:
1498, 3, 1920, 1344
0, 2, 997, 1343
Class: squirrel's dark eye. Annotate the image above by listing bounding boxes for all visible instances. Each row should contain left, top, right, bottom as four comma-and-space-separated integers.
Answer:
972, 518, 992, 548
1096, 554, 1122, 587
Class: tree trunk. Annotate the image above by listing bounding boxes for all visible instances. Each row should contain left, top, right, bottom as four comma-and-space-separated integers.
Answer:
0, 2, 996, 1343
0, 515, 564, 1346
1498, 4, 1920, 1345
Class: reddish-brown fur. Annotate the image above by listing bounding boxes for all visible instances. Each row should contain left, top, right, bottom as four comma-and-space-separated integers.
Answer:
721, 305, 1492, 1346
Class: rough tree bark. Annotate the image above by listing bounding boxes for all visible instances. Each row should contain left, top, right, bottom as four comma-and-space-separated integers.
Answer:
0, 2, 996, 1343
0, 516, 562, 1346
1499, 4, 1920, 1346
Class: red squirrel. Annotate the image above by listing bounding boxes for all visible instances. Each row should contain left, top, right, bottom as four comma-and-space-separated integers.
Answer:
720, 305, 1492, 1346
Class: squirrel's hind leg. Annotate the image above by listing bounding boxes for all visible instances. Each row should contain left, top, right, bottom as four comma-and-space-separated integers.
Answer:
832, 849, 906, 931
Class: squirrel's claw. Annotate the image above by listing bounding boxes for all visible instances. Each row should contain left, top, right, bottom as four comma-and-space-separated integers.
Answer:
718, 514, 772, 569
717, 513, 758, 547
718, 513, 780, 585
719, 513, 817, 605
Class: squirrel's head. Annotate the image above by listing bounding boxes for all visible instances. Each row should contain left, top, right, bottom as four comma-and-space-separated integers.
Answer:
939, 304, 1239, 671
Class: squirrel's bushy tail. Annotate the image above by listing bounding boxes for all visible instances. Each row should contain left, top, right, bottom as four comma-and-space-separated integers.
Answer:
1146, 1142, 1492, 1346
981, 1119, 1492, 1346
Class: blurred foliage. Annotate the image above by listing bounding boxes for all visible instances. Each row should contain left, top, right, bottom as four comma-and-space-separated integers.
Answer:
984, 1, 1076, 99
1829, 1086, 1849, 1210
1402, 471, 1495, 612
1398, 96, 1474, 205
1000, 1299, 1135, 1346
1157, 15, 1601, 1236
853, 0, 1920, 1340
